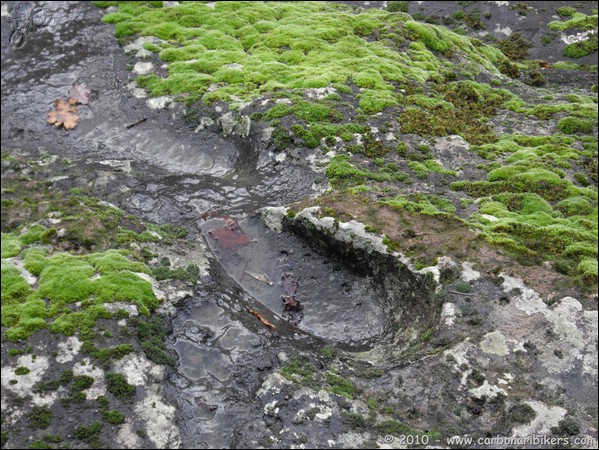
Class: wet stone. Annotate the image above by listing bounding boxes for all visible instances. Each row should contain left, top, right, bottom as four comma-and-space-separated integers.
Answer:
173, 341, 233, 384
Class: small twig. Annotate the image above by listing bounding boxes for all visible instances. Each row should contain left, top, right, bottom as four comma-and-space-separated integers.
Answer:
125, 117, 147, 129
448, 290, 477, 297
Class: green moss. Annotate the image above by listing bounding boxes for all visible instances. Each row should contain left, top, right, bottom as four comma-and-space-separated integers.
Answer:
399, 81, 511, 145
361, 135, 392, 158
557, 117, 595, 134
387, 1, 408, 13
496, 33, 531, 60
556, 6, 578, 18
131, 315, 176, 366
548, 13, 598, 32
509, 403, 537, 424
41, 435, 61, 444
524, 101, 598, 121
382, 194, 456, 216
404, 21, 453, 52
99, 1, 504, 113
320, 345, 335, 359
88, 250, 150, 275
105, 372, 136, 400
551, 417, 581, 436
408, 161, 429, 179
103, 409, 126, 425
563, 243, 597, 259
28, 406, 52, 430
14, 366, 30, 375
280, 357, 315, 383
574, 172, 590, 187
37, 255, 95, 303
453, 168, 577, 203
114, 308, 130, 319
37, 369, 73, 392
1, 233, 22, 258
8, 347, 29, 356
450, 146, 597, 283
27, 441, 51, 449
1, 261, 32, 306
359, 89, 401, 114
367, 398, 379, 411
326, 372, 357, 399
20, 225, 46, 245
73, 421, 103, 445
340, 411, 367, 430
420, 328, 433, 342
578, 258, 598, 280
95, 272, 158, 310
410, 159, 457, 178
551, 61, 597, 71
383, 236, 401, 252
326, 154, 409, 187
556, 197, 594, 216
294, 101, 342, 123
143, 42, 162, 53
72, 375, 95, 392
525, 68, 546, 87
97, 395, 110, 410
378, 420, 415, 437
272, 124, 293, 151
92, 1, 118, 8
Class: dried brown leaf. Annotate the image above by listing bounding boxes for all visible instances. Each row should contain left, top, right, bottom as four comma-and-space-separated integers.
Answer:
47, 98, 80, 130
69, 83, 91, 105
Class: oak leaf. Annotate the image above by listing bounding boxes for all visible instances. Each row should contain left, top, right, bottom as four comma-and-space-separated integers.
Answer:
47, 98, 80, 130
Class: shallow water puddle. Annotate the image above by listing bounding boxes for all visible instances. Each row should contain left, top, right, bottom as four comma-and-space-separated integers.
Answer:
201, 216, 391, 348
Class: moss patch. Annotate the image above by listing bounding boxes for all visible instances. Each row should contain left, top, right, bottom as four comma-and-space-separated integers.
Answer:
2, 246, 158, 341
399, 80, 513, 145
73, 421, 103, 445
131, 315, 177, 366
100, 1, 505, 113
326, 154, 410, 188
103, 409, 126, 425
1, 232, 22, 258
280, 356, 316, 387
105, 372, 136, 400
449, 137, 598, 282
28, 406, 52, 430
326, 372, 357, 399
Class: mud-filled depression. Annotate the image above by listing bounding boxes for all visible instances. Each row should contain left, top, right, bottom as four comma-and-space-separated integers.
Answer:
1, 1, 442, 448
